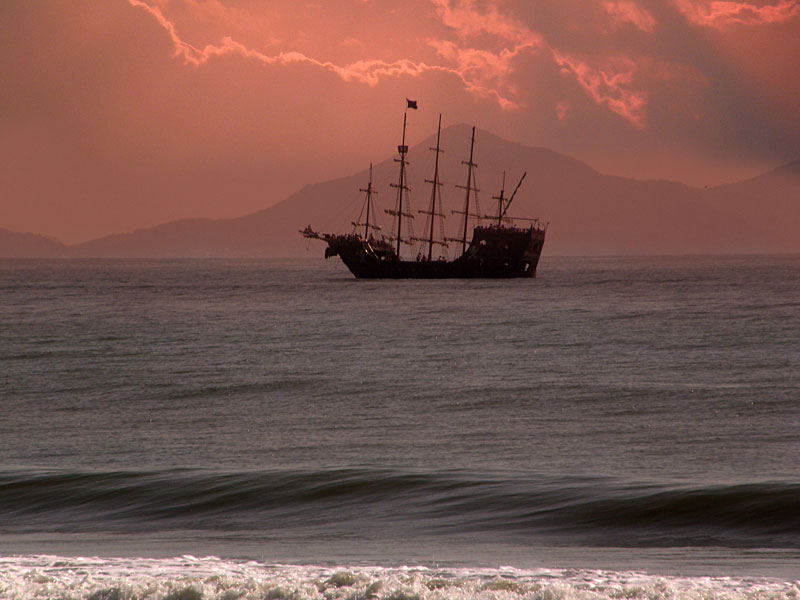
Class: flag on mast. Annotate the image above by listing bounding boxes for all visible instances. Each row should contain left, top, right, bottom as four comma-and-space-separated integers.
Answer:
406, 99, 418, 110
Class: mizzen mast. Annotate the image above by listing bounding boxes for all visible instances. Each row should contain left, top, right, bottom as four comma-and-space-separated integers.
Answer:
450, 126, 480, 255
491, 171, 526, 226
501, 171, 526, 221
492, 171, 507, 227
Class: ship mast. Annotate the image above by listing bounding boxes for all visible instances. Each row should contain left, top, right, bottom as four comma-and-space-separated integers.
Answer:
419, 114, 446, 261
387, 110, 413, 256
500, 172, 527, 223
364, 164, 374, 238
490, 171, 526, 227
353, 163, 378, 239
452, 126, 479, 255
493, 172, 507, 227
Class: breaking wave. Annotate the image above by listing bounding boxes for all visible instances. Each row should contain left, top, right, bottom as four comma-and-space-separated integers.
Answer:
0, 555, 798, 600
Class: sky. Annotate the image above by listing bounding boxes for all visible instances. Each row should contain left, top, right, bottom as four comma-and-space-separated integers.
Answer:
1, 0, 799, 243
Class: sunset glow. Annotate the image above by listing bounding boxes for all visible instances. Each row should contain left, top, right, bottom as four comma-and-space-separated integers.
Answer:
1, 0, 798, 244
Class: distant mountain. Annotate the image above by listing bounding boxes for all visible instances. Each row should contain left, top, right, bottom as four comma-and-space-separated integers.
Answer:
0, 228, 68, 258
3, 125, 799, 257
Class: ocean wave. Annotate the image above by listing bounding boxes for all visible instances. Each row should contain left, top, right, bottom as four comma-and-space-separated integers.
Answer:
1, 468, 799, 548
0, 555, 797, 600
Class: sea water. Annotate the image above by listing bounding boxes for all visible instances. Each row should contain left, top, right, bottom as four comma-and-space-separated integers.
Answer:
1, 255, 799, 599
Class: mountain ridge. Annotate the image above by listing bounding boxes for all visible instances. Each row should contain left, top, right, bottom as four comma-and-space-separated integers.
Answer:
2, 126, 798, 257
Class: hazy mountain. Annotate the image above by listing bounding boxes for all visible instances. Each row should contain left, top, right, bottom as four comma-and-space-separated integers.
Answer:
0, 228, 68, 258
3, 125, 799, 257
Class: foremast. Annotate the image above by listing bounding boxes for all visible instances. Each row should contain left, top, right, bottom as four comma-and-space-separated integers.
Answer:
352, 163, 381, 239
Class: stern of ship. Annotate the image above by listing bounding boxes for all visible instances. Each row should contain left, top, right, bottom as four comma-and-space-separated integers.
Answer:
461, 224, 546, 277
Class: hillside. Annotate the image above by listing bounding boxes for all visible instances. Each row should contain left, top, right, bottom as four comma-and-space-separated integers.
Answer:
0, 228, 68, 258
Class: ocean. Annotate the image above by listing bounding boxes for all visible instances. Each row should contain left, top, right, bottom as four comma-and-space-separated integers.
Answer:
1, 255, 799, 599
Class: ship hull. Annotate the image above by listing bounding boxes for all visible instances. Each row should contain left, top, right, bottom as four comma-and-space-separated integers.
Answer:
325, 226, 545, 279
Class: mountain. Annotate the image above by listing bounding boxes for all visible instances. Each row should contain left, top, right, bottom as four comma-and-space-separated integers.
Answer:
3, 125, 799, 257
0, 228, 68, 258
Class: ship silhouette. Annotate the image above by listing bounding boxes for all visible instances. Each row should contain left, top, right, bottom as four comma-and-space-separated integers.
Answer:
302, 106, 547, 278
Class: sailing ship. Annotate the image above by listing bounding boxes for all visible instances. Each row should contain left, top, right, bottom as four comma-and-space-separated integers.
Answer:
301, 106, 547, 278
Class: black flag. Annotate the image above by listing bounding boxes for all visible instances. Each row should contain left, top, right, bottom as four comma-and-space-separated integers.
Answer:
406, 99, 418, 110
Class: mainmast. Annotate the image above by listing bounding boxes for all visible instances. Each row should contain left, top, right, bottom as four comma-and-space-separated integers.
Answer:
416, 114, 447, 261
387, 110, 414, 256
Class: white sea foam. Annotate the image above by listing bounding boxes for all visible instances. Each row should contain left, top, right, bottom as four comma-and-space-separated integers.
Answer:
0, 556, 797, 600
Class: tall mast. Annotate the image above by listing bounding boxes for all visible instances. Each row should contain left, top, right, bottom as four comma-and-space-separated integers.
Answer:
359, 163, 375, 239
490, 171, 526, 227
459, 127, 477, 254
424, 114, 444, 261
388, 111, 411, 256
493, 172, 506, 227
353, 163, 381, 238
500, 171, 527, 221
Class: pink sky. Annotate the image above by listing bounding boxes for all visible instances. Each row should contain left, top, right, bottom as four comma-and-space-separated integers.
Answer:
1, 0, 798, 243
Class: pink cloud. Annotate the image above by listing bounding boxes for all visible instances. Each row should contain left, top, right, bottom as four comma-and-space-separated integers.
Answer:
128, 0, 445, 85
128, 0, 658, 125
128, 0, 529, 108
553, 52, 648, 128
673, 0, 800, 27
427, 38, 536, 109
602, 0, 657, 32
429, 0, 542, 45
426, 0, 547, 108
428, 1, 656, 123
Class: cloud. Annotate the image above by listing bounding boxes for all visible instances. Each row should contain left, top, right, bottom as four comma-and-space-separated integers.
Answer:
127, 0, 659, 124
427, 1, 654, 125
553, 52, 648, 128
128, 0, 451, 86
429, 0, 540, 45
128, 0, 538, 109
602, 1, 657, 32
426, 0, 546, 108
673, 0, 800, 27
3, 0, 797, 247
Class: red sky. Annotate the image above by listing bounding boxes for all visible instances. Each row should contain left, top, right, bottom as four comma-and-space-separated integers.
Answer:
2, 0, 799, 243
